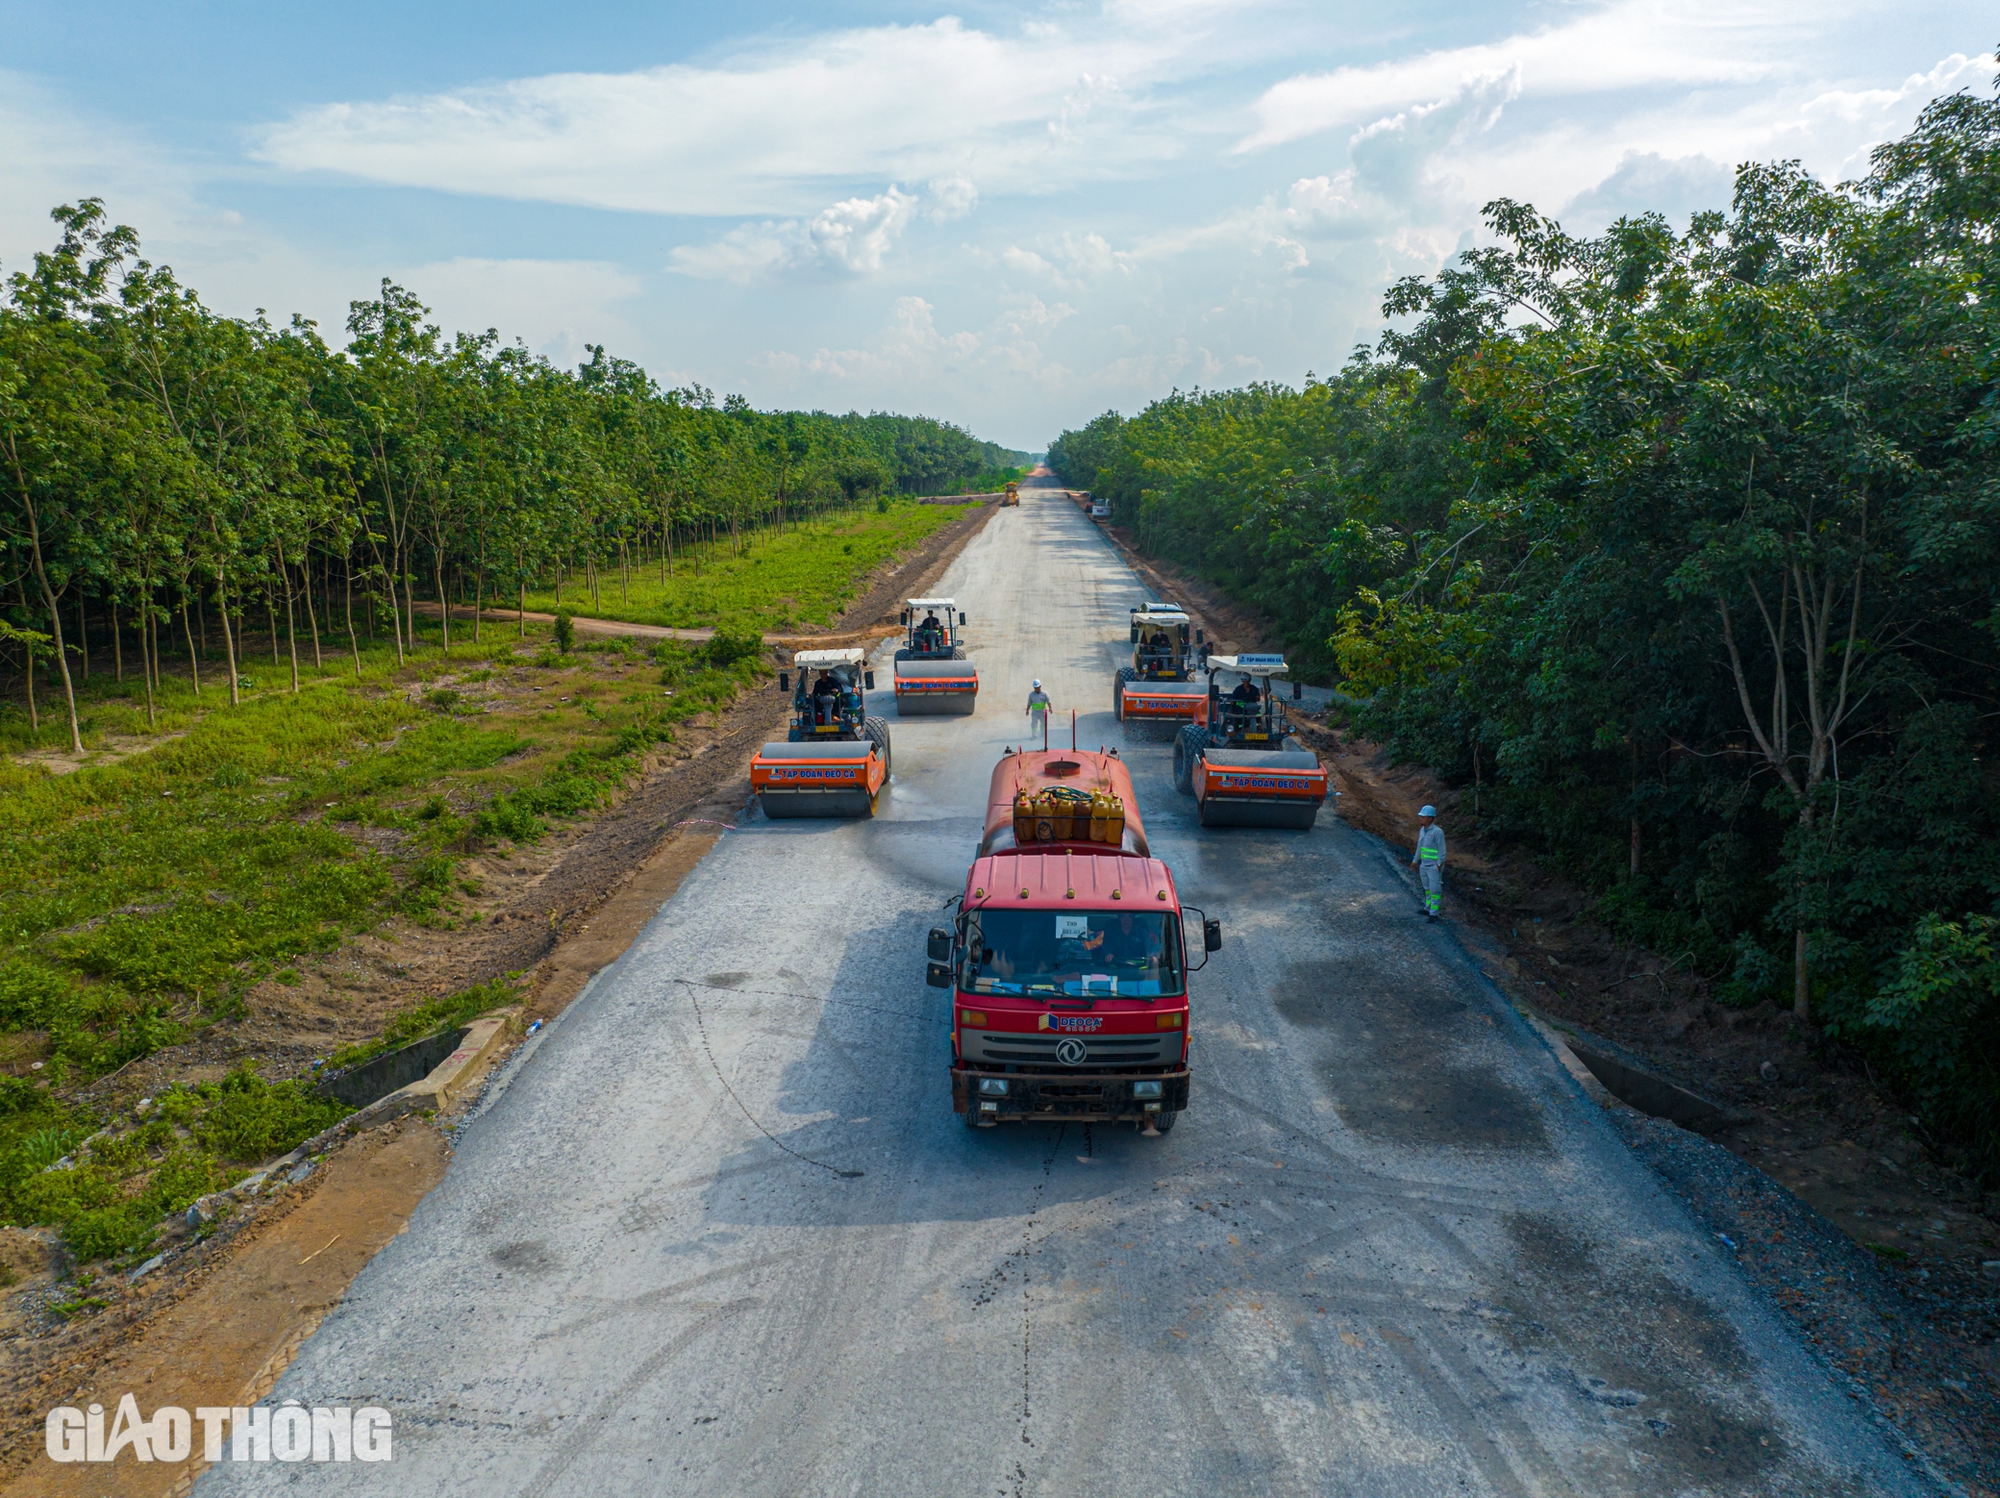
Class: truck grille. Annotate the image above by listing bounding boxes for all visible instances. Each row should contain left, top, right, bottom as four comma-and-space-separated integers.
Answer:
961, 1030, 1176, 1069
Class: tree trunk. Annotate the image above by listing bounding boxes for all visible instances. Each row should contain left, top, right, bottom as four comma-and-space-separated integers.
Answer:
181, 597, 201, 696
434, 552, 449, 651
301, 553, 323, 670
343, 560, 361, 676
76, 597, 88, 681
215, 573, 240, 707
136, 593, 156, 729
112, 598, 122, 682
279, 555, 301, 694
18, 495, 83, 753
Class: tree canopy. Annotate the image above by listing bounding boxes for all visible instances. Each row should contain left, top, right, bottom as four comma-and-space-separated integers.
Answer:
1, 203, 1020, 746
1050, 74, 2000, 1170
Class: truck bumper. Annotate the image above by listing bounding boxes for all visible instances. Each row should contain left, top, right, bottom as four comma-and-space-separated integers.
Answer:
951, 1067, 1192, 1123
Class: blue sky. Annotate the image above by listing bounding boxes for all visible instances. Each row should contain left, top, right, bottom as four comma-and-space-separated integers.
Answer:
2, 1, 1991, 451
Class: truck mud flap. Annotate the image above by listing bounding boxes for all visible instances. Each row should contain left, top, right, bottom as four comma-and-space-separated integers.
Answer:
951, 1067, 1191, 1121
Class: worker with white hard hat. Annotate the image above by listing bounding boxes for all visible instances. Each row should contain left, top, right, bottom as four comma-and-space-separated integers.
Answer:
1025, 679, 1052, 751
1412, 804, 1446, 921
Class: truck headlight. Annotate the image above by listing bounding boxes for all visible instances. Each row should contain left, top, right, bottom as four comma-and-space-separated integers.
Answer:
1132, 1081, 1163, 1099
978, 1077, 1009, 1096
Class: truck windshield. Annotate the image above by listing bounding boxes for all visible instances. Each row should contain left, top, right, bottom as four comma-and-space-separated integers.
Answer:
961, 909, 1183, 999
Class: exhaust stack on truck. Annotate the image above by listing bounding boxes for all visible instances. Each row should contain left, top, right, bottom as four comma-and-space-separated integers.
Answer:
927, 748, 1219, 1133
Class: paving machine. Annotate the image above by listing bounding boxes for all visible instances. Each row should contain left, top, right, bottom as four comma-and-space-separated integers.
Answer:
1172, 654, 1327, 829
927, 747, 1222, 1133
1114, 601, 1208, 725
894, 597, 978, 715
750, 647, 890, 818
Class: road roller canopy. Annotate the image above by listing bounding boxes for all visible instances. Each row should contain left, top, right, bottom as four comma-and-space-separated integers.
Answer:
791, 647, 866, 669
1131, 603, 1188, 624
1206, 653, 1290, 678
906, 598, 956, 612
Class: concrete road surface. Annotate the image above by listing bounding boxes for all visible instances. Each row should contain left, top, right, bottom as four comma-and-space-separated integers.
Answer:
205, 479, 1931, 1497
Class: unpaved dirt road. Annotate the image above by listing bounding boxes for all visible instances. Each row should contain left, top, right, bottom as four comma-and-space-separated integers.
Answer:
202, 477, 1932, 1496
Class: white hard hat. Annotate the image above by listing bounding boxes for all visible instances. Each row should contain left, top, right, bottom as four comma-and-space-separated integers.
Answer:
1419, 805, 1437, 817
1032, 679, 1042, 689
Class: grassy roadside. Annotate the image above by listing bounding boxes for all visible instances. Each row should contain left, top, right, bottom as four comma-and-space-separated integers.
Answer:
0, 621, 768, 1269
524, 497, 975, 631
0, 491, 967, 1272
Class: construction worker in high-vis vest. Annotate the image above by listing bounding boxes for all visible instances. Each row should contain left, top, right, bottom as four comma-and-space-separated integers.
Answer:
1412, 804, 1446, 921
1025, 679, 1051, 751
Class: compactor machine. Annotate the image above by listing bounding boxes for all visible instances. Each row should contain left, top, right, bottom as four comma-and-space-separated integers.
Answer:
893, 597, 978, 715
1114, 601, 1207, 725
1002, 481, 1020, 507
1172, 654, 1327, 829
750, 647, 890, 818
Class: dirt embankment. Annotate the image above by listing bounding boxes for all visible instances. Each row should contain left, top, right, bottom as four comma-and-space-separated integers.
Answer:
0, 499, 999, 1495
1098, 521, 1999, 1494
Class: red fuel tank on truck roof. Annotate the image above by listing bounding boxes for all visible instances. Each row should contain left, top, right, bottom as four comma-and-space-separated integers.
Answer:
965, 849, 1175, 911
979, 748, 1150, 858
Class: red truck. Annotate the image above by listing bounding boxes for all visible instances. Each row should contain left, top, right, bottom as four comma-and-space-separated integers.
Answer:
927, 747, 1219, 1134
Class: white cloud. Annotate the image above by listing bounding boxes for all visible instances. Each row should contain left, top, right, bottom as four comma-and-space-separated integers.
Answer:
670, 183, 953, 282
253, 11, 1259, 216
1563, 151, 1734, 229
396, 257, 644, 368
1238, 0, 1814, 152
927, 175, 979, 222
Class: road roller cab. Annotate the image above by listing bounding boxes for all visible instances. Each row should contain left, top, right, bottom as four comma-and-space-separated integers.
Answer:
927, 748, 1220, 1133
896, 598, 967, 660
1173, 655, 1327, 829
751, 648, 891, 818
1114, 602, 1209, 725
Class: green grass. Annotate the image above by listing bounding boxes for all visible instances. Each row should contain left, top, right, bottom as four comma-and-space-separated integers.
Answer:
324, 978, 520, 1072
0, 1064, 356, 1265
524, 498, 974, 631
0, 619, 770, 1077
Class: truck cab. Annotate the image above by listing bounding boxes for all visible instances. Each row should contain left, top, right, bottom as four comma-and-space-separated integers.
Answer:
928, 749, 1219, 1133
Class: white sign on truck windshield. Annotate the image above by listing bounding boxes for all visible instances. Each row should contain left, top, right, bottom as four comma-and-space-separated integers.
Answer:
1055, 916, 1090, 939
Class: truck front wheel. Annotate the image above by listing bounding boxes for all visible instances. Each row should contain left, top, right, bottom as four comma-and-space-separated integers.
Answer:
1147, 1109, 1179, 1134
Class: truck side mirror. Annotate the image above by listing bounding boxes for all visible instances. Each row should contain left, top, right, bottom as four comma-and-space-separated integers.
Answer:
927, 927, 951, 961
925, 961, 954, 989
1203, 919, 1222, 952
865, 671, 875, 690
1293, 679, 1303, 701
779, 671, 789, 692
